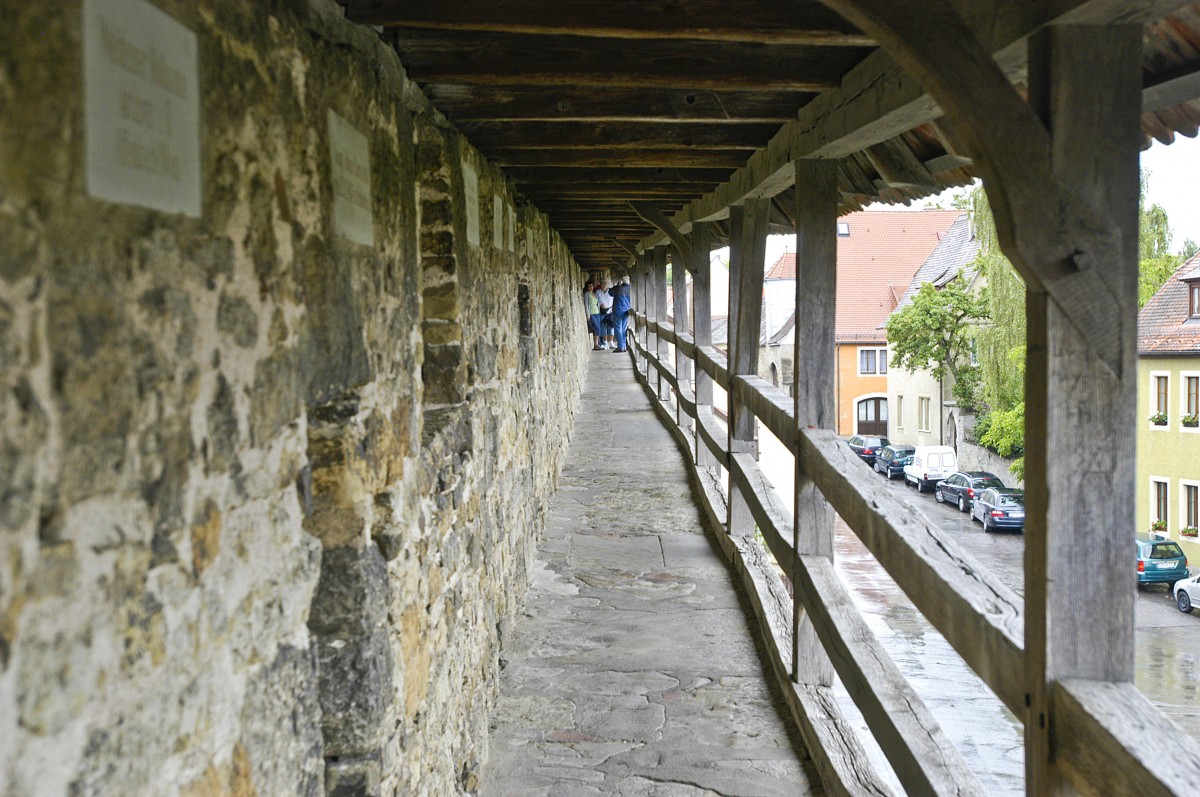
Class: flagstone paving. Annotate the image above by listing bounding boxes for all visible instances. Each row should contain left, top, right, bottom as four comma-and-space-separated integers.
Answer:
480, 350, 822, 797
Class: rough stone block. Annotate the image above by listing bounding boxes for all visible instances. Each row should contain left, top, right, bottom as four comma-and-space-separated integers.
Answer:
217, 292, 259, 348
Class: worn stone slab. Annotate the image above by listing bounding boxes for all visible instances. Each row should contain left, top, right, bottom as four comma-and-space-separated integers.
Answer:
481, 351, 820, 796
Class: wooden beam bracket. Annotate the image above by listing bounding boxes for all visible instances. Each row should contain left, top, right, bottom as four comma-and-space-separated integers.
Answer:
630, 201, 695, 267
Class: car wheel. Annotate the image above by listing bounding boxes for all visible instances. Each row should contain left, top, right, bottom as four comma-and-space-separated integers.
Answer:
935, 487, 945, 503
958, 496, 967, 513
983, 519, 993, 533
1179, 590, 1193, 613
917, 479, 927, 493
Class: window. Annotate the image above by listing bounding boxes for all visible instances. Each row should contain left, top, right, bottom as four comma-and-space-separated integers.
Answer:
1157, 375, 1169, 414
1186, 484, 1198, 529
1188, 376, 1199, 417
1190, 283, 1200, 318
837, 222, 850, 236
896, 395, 904, 428
1155, 479, 1169, 526
858, 347, 888, 375
918, 397, 932, 432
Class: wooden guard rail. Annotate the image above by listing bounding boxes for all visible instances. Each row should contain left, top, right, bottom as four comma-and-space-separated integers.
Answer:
627, 309, 1200, 797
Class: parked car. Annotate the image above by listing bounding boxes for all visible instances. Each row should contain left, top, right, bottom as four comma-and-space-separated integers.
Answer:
1173, 572, 1200, 613
935, 471, 1005, 512
847, 435, 890, 465
873, 445, 915, 479
903, 445, 957, 492
970, 487, 1026, 532
1136, 534, 1189, 588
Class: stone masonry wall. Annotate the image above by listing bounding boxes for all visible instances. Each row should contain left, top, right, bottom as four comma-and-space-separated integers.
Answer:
0, 2, 586, 795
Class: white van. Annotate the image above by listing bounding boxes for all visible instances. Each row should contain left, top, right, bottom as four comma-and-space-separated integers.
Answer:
904, 446, 957, 493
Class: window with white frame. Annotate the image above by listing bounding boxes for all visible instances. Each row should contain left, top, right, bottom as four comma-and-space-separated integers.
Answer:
858, 347, 888, 375
918, 396, 932, 432
896, 395, 904, 428
1183, 373, 1199, 427
1152, 477, 1169, 527
1150, 371, 1170, 428
1182, 481, 1199, 530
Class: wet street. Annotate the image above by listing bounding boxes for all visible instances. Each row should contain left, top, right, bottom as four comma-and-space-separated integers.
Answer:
758, 432, 1200, 796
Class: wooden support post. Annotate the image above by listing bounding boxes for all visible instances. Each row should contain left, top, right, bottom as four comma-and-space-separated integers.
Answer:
792, 159, 839, 687
1024, 25, 1141, 797
638, 252, 652, 377
727, 198, 770, 537
672, 244, 692, 428
690, 222, 718, 470
653, 245, 671, 401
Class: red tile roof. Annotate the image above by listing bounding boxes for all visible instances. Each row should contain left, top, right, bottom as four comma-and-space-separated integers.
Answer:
765, 210, 962, 343
1139, 252, 1200, 355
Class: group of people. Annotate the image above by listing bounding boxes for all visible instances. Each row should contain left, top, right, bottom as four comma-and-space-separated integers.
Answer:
584, 277, 632, 352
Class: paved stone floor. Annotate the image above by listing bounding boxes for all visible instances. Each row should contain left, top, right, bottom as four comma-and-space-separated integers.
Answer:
480, 349, 821, 797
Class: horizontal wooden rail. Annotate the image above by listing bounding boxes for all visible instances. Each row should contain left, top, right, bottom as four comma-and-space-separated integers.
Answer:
731, 375, 1025, 714
1056, 679, 1200, 796
695, 407, 730, 469
729, 453, 986, 797
626, 345, 895, 797
695, 345, 730, 390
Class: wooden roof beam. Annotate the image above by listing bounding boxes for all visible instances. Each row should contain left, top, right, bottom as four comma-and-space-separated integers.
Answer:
426, 86, 806, 124
348, 0, 874, 46
388, 32, 868, 91
462, 121, 779, 150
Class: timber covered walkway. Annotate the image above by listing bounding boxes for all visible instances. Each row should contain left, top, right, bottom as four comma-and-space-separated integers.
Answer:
481, 351, 820, 796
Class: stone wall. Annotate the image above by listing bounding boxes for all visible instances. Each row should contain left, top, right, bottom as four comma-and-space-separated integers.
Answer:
0, 2, 586, 795
952, 412, 1023, 488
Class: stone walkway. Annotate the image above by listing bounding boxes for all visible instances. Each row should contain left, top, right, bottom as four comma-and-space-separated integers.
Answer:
480, 349, 821, 797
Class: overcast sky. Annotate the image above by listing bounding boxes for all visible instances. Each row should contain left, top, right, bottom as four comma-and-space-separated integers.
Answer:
1141, 134, 1200, 253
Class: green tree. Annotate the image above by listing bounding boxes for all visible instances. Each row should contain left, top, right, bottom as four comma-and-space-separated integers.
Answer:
1138, 168, 1183, 308
886, 278, 989, 411
970, 187, 1026, 414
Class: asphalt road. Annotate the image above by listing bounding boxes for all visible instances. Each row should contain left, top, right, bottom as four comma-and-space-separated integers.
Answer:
757, 431, 1200, 796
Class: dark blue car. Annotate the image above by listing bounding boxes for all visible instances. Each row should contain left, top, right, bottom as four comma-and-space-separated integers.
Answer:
873, 445, 914, 479
970, 487, 1025, 533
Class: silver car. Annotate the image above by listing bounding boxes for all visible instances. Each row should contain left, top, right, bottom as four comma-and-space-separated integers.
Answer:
1173, 572, 1200, 613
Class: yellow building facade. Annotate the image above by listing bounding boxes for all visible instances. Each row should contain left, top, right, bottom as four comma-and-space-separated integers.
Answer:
1136, 255, 1200, 561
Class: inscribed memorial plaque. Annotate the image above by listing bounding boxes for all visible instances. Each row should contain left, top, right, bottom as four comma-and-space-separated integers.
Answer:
493, 195, 504, 250
328, 110, 373, 246
463, 163, 479, 247
84, 0, 201, 216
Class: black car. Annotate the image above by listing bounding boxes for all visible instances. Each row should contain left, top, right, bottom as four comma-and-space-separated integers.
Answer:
873, 445, 915, 479
970, 487, 1026, 533
847, 435, 890, 465
935, 471, 1005, 512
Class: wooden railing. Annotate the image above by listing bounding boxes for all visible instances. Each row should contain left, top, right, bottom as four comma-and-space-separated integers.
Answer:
625, 306, 1200, 797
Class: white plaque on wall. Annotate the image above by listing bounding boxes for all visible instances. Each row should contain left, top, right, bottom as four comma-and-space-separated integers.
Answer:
493, 194, 504, 250
463, 162, 479, 247
327, 110, 373, 246
84, 0, 201, 216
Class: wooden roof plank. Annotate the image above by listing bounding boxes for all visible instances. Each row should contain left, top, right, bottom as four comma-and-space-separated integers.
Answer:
426, 85, 807, 123
461, 121, 779, 150
349, 0, 873, 46
388, 31, 870, 92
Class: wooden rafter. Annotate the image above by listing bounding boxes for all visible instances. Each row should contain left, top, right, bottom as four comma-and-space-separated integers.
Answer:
348, 0, 873, 46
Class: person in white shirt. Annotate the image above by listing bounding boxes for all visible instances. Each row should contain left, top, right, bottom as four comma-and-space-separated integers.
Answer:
594, 282, 614, 349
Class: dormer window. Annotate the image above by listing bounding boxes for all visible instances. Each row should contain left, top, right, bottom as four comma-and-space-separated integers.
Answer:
1190, 282, 1200, 319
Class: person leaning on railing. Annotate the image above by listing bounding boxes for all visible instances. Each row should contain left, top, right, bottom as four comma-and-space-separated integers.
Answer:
609, 278, 632, 353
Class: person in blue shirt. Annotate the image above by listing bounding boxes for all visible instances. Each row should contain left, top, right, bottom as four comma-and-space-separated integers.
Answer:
609, 277, 632, 352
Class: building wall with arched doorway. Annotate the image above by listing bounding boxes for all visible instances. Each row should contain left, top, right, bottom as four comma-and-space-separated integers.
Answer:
852, 392, 889, 436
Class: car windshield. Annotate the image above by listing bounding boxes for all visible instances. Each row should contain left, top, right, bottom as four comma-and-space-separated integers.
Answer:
1148, 542, 1185, 559
996, 493, 1024, 507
